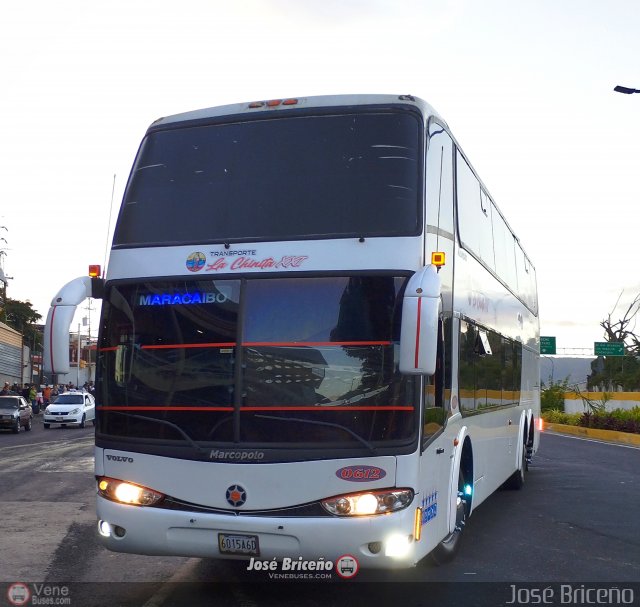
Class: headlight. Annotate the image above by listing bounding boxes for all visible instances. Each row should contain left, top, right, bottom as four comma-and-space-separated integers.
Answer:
321, 488, 414, 516
69, 408, 81, 415
97, 477, 165, 506
45, 407, 51, 414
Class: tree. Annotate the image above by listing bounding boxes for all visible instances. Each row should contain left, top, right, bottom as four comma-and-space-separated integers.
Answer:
2, 298, 43, 350
588, 291, 640, 391
600, 291, 640, 356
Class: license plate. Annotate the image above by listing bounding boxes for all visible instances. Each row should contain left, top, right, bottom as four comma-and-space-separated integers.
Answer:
218, 533, 260, 556
57, 417, 64, 421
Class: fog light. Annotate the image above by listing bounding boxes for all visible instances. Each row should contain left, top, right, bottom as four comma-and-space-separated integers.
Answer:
98, 520, 111, 537
367, 541, 382, 554
385, 534, 412, 558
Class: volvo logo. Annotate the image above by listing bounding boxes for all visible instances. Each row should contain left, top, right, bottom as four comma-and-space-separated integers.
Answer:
226, 484, 247, 507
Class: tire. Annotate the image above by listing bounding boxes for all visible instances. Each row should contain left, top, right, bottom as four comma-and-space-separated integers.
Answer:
92, 419, 96, 426
428, 470, 469, 565
25, 416, 32, 431
79, 414, 86, 429
503, 440, 526, 490
43, 423, 50, 429
13, 418, 21, 434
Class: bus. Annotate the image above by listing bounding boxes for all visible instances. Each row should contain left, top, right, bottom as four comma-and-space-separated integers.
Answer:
44, 94, 540, 569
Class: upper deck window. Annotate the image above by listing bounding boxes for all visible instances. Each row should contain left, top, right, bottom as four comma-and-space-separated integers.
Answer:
113, 110, 422, 247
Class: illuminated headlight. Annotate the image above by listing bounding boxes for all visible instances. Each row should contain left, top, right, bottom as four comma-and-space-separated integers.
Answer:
69, 408, 81, 415
321, 489, 414, 516
97, 477, 164, 506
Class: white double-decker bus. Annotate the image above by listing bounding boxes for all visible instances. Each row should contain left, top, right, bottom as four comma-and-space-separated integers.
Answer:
44, 94, 539, 569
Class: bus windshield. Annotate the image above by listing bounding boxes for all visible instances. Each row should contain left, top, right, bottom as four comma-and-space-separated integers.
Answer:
113, 110, 422, 247
97, 275, 418, 457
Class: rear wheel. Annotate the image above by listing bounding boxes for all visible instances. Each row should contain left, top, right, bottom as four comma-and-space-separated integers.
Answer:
503, 439, 527, 490
428, 470, 469, 565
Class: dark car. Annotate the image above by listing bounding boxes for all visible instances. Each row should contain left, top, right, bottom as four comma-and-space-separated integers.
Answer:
0, 395, 33, 433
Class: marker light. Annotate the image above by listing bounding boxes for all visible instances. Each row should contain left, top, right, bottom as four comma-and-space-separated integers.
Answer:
538, 417, 544, 432
431, 252, 446, 267
88, 264, 101, 278
414, 507, 423, 541
97, 477, 164, 507
321, 489, 413, 516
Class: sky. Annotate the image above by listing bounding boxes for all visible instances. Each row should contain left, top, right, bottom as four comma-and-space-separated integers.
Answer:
1, 0, 639, 354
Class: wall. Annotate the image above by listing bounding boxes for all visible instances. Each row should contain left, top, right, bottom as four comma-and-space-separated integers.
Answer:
564, 391, 640, 414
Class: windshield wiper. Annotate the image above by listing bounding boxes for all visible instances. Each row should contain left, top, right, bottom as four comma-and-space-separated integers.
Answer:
104, 410, 208, 456
254, 414, 377, 455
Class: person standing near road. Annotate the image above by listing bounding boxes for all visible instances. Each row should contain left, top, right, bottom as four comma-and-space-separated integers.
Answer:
28, 384, 38, 414
43, 384, 52, 408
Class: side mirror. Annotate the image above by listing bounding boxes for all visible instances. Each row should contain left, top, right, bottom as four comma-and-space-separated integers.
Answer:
399, 265, 442, 375
43, 276, 105, 375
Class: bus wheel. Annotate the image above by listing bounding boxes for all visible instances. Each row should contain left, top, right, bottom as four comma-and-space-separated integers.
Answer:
503, 440, 526, 490
428, 470, 468, 565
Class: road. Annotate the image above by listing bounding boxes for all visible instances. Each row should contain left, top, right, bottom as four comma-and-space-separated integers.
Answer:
1, 418, 639, 607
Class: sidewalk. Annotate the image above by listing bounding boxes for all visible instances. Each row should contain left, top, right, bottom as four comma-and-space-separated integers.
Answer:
544, 422, 640, 447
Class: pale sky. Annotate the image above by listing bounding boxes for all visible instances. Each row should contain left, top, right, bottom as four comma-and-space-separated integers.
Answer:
1, 0, 639, 353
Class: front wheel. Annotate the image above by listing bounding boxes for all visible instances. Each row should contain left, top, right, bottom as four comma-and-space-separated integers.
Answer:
13, 418, 21, 434
79, 414, 86, 429
25, 416, 32, 431
428, 470, 469, 565
43, 423, 50, 429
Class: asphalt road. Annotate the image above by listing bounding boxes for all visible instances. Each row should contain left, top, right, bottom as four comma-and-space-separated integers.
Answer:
1, 419, 638, 607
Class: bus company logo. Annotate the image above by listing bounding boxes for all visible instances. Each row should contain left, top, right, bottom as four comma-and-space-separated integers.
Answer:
335, 465, 386, 482
186, 251, 207, 272
7, 583, 30, 606
205, 255, 309, 272
335, 554, 359, 579
226, 484, 247, 507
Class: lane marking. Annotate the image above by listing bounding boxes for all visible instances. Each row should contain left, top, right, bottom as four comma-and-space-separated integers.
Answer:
543, 431, 640, 450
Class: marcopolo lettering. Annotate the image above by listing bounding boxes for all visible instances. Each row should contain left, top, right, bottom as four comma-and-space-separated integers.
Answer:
106, 455, 134, 463
209, 449, 265, 461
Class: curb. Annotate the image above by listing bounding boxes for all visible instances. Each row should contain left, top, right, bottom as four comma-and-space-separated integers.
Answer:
544, 423, 640, 447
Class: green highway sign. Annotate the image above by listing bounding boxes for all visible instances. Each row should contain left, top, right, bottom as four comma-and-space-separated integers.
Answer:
594, 341, 625, 357
540, 336, 556, 355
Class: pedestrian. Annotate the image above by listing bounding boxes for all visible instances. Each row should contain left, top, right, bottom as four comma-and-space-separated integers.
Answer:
1, 382, 10, 396
43, 384, 52, 408
28, 384, 38, 414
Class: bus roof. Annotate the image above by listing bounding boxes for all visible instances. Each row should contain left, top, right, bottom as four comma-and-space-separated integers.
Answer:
149, 94, 445, 130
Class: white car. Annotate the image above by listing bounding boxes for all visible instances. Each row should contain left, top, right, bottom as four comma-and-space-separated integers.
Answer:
44, 391, 96, 429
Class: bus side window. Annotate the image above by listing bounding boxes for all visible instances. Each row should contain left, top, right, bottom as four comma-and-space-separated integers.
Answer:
422, 318, 447, 447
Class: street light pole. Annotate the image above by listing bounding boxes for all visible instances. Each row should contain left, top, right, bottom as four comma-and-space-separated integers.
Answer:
614, 85, 640, 94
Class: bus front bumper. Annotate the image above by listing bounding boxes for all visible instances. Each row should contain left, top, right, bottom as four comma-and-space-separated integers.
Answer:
96, 495, 422, 570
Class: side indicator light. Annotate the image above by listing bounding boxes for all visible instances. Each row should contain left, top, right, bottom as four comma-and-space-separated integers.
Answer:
266, 99, 282, 107
414, 507, 422, 541
282, 98, 298, 105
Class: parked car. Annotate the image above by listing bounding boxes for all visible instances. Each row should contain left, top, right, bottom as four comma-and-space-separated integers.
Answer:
43, 391, 96, 429
0, 395, 33, 433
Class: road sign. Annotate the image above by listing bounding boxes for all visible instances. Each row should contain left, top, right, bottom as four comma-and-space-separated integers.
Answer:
594, 342, 625, 357
540, 336, 556, 355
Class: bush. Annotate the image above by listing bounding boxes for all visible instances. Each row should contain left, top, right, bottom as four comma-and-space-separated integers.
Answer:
579, 407, 640, 434
542, 409, 582, 426
541, 377, 570, 412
